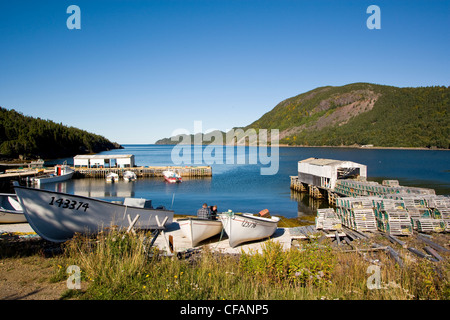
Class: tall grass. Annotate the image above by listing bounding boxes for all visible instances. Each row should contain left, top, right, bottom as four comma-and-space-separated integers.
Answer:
53, 230, 450, 300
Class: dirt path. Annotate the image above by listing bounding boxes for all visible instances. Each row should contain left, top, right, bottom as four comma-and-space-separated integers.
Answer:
0, 255, 67, 300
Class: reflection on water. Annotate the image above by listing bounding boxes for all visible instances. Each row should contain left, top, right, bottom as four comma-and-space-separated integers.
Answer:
40, 177, 328, 218
290, 191, 328, 216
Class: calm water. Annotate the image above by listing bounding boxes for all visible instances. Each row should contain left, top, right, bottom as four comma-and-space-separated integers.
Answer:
42, 145, 450, 218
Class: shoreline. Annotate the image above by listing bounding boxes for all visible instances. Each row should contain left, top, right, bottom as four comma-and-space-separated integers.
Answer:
151, 143, 450, 151
1, 144, 448, 165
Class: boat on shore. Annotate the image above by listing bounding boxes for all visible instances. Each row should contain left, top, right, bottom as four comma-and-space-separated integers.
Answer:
178, 217, 223, 247
123, 171, 137, 182
218, 211, 280, 247
13, 185, 174, 242
163, 170, 182, 183
106, 172, 119, 183
0, 193, 27, 223
31, 164, 74, 186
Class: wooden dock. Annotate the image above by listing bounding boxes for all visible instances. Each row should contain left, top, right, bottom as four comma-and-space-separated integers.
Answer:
74, 166, 212, 178
0, 168, 53, 190
290, 176, 341, 205
291, 174, 450, 236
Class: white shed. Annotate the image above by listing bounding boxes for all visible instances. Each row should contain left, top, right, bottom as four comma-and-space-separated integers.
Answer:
298, 158, 367, 189
74, 154, 135, 168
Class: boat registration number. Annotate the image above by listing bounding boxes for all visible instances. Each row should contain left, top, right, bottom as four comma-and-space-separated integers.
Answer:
241, 220, 256, 228
49, 196, 90, 212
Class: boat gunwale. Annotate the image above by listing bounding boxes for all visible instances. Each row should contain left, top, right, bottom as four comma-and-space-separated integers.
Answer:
14, 186, 174, 213
177, 217, 221, 223
219, 212, 280, 224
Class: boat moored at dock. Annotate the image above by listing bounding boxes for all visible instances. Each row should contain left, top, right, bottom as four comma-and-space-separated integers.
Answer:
31, 164, 74, 186
123, 170, 137, 182
163, 170, 182, 183
106, 172, 119, 183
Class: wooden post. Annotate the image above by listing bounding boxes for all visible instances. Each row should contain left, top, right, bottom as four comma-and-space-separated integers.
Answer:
126, 214, 140, 235
156, 215, 171, 255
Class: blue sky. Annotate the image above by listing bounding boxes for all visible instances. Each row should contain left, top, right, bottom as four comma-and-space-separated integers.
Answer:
0, 0, 449, 144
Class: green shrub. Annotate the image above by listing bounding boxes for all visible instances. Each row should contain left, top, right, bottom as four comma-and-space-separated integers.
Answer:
239, 240, 336, 287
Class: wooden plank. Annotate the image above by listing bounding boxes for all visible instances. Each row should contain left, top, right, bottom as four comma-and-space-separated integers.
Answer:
417, 234, 450, 253
382, 233, 406, 248
352, 229, 370, 239
306, 225, 316, 234
343, 236, 353, 245
423, 246, 444, 262
407, 247, 427, 259
343, 229, 358, 241
296, 227, 310, 238
340, 246, 387, 253
388, 235, 406, 248
335, 231, 341, 246
385, 245, 404, 268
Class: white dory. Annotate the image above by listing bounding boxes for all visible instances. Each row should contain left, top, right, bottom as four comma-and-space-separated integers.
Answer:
0, 193, 27, 223
14, 185, 173, 242
178, 217, 223, 247
218, 212, 280, 247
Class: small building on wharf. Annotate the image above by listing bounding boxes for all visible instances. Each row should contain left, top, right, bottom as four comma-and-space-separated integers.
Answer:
291, 157, 367, 202
73, 154, 135, 168
72, 154, 212, 179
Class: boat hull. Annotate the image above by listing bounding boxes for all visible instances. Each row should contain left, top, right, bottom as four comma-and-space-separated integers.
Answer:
34, 171, 75, 186
178, 217, 223, 247
106, 173, 119, 183
123, 171, 137, 182
219, 213, 279, 247
164, 176, 181, 183
163, 170, 182, 183
0, 210, 27, 223
0, 193, 26, 223
14, 186, 174, 242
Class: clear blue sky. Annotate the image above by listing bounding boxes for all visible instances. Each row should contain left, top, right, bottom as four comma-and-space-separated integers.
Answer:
1, 0, 449, 144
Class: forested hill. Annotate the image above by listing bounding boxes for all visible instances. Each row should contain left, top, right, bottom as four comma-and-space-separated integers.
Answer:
0, 107, 123, 160
246, 83, 449, 149
156, 83, 449, 149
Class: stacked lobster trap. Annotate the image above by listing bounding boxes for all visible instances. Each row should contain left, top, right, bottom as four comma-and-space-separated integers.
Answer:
315, 208, 342, 231
334, 179, 436, 198
334, 197, 378, 232
372, 198, 413, 236
330, 193, 450, 235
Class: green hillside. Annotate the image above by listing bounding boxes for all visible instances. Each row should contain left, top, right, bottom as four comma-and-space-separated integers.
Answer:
0, 107, 123, 160
246, 83, 449, 148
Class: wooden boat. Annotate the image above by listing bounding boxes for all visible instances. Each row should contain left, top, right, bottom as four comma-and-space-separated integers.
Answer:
163, 170, 182, 183
178, 217, 223, 247
106, 172, 119, 183
123, 171, 137, 182
218, 212, 280, 247
0, 193, 27, 223
31, 164, 74, 186
13, 185, 174, 242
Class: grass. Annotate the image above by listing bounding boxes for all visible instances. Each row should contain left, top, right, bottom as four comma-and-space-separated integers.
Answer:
49, 229, 449, 300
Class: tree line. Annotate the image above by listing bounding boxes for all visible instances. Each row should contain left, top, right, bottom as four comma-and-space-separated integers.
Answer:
0, 107, 122, 160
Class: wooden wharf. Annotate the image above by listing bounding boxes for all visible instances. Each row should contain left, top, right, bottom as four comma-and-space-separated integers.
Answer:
291, 158, 450, 238
0, 165, 212, 189
74, 165, 212, 179
0, 168, 53, 189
